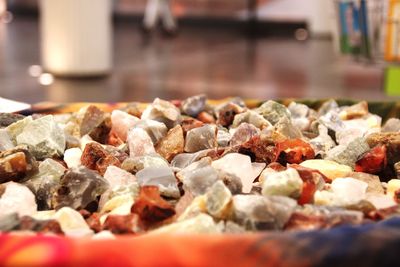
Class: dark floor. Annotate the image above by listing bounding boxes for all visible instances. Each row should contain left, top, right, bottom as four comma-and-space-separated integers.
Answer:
0, 15, 393, 104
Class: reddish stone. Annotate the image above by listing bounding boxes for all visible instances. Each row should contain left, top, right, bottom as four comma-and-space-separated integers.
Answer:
181, 118, 204, 136
85, 212, 102, 233
216, 103, 244, 127
267, 162, 287, 172
81, 142, 121, 175
131, 186, 175, 228
276, 139, 315, 165
96, 155, 121, 176
107, 130, 124, 147
102, 214, 139, 234
170, 99, 182, 108
19, 216, 64, 235
238, 135, 277, 164
197, 111, 215, 124
355, 145, 387, 174
284, 212, 326, 231
290, 164, 329, 204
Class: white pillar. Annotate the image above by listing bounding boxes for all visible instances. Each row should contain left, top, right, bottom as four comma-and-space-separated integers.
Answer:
40, 0, 113, 76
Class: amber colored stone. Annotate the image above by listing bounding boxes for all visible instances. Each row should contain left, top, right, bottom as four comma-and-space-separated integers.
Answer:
276, 139, 315, 165
366, 132, 400, 164
81, 142, 120, 175
19, 216, 64, 235
131, 186, 175, 228
84, 212, 103, 233
181, 118, 204, 136
156, 125, 185, 162
238, 135, 277, 164
267, 162, 287, 172
0, 147, 37, 183
284, 212, 326, 231
89, 116, 112, 144
197, 111, 215, 124
106, 130, 124, 146
290, 164, 329, 205
216, 102, 244, 127
355, 145, 387, 174
103, 214, 139, 234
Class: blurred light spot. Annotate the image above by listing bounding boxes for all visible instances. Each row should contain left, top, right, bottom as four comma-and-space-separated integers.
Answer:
295, 28, 308, 41
1, 11, 13, 24
39, 73, 54, 86
28, 65, 43, 77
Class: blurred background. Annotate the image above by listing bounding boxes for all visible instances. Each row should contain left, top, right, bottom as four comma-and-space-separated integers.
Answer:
0, 0, 398, 104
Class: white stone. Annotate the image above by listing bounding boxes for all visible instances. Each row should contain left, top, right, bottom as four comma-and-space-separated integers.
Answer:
111, 110, 139, 141
212, 153, 265, 193
104, 166, 136, 189
330, 178, 368, 206
127, 128, 156, 157
366, 194, 397, 210
92, 231, 116, 240
262, 168, 303, 198
149, 213, 222, 235
53, 207, 93, 237
0, 182, 37, 217
300, 160, 352, 180
387, 179, 400, 198
64, 147, 83, 168
136, 166, 179, 198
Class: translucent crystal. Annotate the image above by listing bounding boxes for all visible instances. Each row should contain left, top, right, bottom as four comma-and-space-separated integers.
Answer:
136, 166, 179, 198
274, 117, 302, 139
205, 180, 232, 219
135, 119, 168, 144
212, 153, 265, 193
111, 110, 139, 141
127, 128, 156, 158
155, 125, 184, 161
0, 182, 37, 217
104, 166, 136, 189
181, 94, 207, 117
346, 172, 384, 194
171, 149, 214, 169
16, 115, 66, 159
141, 98, 181, 128
382, 118, 400, 132
184, 124, 217, 153
330, 178, 368, 206
63, 147, 82, 168
229, 123, 260, 147
309, 125, 335, 157
52, 166, 109, 211
262, 168, 303, 198
24, 159, 66, 210
177, 157, 219, 196
150, 213, 222, 234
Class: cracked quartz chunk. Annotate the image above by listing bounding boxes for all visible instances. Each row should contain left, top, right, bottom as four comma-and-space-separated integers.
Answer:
127, 128, 156, 158
184, 124, 217, 153
212, 153, 265, 193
